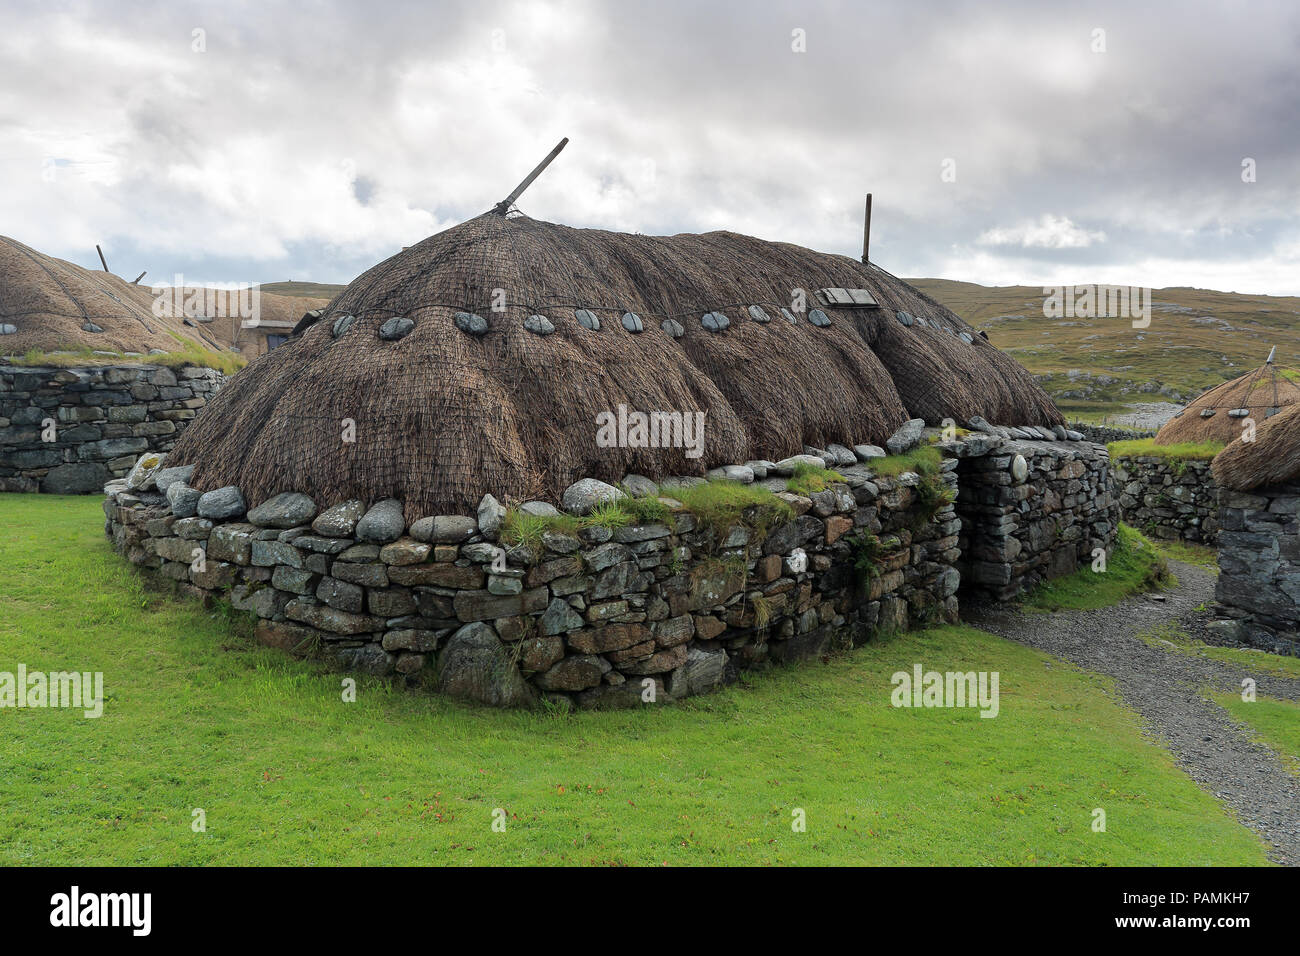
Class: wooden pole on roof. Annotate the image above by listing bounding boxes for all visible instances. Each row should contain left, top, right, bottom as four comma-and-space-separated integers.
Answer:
96, 244, 109, 272
1267, 345, 1277, 364
494, 137, 569, 215
132, 271, 147, 285
861, 194, 872, 263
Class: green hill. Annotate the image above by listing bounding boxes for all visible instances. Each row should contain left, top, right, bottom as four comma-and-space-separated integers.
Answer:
258, 280, 347, 300
907, 279, 1300, 421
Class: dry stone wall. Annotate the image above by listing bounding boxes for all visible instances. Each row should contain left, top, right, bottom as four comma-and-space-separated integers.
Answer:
956, 440, 1119, 601
1112, 455, 1217, 544
1213, 484, 1300, 655
0, 363, 225, 494
105, 462, 963, 709
102, 428, 1117, 709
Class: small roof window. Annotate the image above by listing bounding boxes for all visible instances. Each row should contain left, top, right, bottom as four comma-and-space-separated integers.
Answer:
817, 288, 879, 308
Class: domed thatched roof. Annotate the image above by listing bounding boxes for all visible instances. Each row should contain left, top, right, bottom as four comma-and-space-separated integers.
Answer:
0, 236, 226, 354
1212, 402, 1300, 491
167, 212, 1062, 517
1156, 359, 1300, 445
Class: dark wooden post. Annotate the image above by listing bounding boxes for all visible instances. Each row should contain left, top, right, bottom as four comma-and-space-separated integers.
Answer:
96, 244, 109, 272
861, 194, 872, 264
494, 137, 569, 215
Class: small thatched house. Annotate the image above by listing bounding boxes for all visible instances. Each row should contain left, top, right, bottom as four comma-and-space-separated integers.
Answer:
1210, 405, 1300, 654
165, 211, 1062, 517
1211, 402, 1300, 492
1155, 355, 1300, 446
0, 236, 226, 355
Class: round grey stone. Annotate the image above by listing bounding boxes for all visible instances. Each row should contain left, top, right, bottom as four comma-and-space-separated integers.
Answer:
82, 322, 104, 333
808, 308, 831, 327
1010, 454, 1029, 482
701, 311, 730, 332
896, 310, 914, 326
247, 491, 318, 528
167, 481, 202, 518
197, 485, 247, 521
524, 314, 555, 335
748, 305, 771, 323
355, 498, 406, 543
575, 309, 600, 330
621, 312, 644, 333
661, 319, 684, 338
958, 331, 974, 344
332, 314, 355, 337
454, 312, 488, 336
562, 478, 626, 516
780, 308, 799, 324
379, 317, 414, 341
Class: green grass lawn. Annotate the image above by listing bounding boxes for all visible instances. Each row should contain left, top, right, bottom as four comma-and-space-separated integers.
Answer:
1137, 624, 1300, 680
1212, 693, 1300, 775
0, 496, 1270, 865
1023, 524, 1174, 612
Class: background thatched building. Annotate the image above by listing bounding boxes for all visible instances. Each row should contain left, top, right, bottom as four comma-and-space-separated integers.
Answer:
167, 212, 1063, 516
1155, 356, 1300, 445
0, 236, 226, 355
1210, 405, 1300, 654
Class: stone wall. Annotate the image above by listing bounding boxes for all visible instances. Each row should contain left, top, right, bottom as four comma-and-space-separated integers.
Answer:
1112, 455, 1217, 544
1212, 484, 1300, 655
103, 461, 963, 710
955, 440, 1119, 601
0, 363, 225, 494
1068, 422, 1155, 444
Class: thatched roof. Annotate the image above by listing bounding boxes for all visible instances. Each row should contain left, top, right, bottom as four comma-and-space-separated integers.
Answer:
1212, 402, 1300, 491
167, 211, 1061, 516
179, 288, 334, 353
1155, 360, 1300, 445
0, 236, 226, 354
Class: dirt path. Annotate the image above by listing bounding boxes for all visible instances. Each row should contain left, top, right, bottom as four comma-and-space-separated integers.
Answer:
966, 560, 1300, 865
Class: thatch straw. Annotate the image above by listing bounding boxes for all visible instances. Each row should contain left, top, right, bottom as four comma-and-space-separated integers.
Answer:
1212, 403, 1300, 491
0, 236, 226, 355
1155, 362, 1300, 445
168, 212, 1061, 517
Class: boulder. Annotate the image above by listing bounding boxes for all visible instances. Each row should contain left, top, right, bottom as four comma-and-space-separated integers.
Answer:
410, 514, 477, 543
197, 486, 247, 520
771, 454, 826, 477
477, 494, 506, 538
153, 464, 195, 495
124, 453, 165, 491
167, 481, 202, 517
312, 499, 365, 537
247, 492, 317, 528
562, 478, 626, 516
434, 622, 536, 707
885, 418, 926, 455
355, 498, 405, 543
853, 444, 886, 461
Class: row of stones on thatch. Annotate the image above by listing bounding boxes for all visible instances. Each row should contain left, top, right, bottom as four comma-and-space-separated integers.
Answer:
316, 303, 997, 347
1212, 484, 1300, 653
1111, 455, 1218, 543
0, 365, 224, 494
105, 473, 960, 707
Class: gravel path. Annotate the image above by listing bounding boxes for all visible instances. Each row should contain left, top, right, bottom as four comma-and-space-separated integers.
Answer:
965, 560, 1300, 865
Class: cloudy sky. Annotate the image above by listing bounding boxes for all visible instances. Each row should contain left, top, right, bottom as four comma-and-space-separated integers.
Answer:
1, 0, 1298, 293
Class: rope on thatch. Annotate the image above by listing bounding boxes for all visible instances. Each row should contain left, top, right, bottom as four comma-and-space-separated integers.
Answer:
1212, 403, 1300, 491
1155, 361, 1300, 445
166, 212, 1062, 517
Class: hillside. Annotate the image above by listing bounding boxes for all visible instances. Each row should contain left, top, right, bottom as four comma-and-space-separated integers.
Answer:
259, 280, 346, 300
907, 279, 1300, 421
